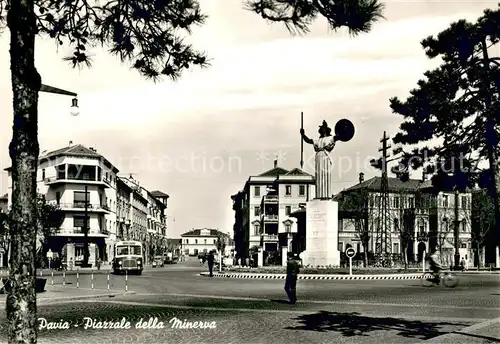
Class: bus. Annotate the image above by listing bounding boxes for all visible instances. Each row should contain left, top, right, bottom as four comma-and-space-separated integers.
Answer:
112, 240, 143, 275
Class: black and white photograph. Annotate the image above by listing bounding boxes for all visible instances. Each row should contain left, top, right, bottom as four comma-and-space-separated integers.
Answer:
0, 0, 499, 343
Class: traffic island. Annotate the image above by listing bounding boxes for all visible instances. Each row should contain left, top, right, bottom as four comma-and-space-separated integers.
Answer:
199, 272, 422, 280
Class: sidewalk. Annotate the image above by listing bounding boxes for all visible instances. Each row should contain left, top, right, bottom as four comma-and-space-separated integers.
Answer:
425, 317, 500, 343
0, 285, 135, 309
0, 265, 168, 276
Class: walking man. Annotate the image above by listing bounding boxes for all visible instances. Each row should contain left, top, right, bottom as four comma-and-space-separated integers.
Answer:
206, 251, 215, 277
284, 253, 301, 304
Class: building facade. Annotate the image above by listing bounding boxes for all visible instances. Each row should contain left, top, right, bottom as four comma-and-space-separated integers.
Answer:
6, 144, 119, 267
4, 144, 170, 268
336, 173, 473, 267
181, 228, 229, 256
232, 159, 315, 265
0, 194, 7, 213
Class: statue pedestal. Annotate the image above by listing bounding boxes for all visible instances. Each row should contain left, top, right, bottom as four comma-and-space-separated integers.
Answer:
301, 199, 340, 268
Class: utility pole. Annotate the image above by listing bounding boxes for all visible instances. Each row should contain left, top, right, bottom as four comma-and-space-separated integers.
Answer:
370, 131, 392, 265
82, 185, 90, 267
454, 189, 461, 269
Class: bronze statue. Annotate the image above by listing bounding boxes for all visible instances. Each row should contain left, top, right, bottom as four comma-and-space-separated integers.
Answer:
300, 119, 354, 199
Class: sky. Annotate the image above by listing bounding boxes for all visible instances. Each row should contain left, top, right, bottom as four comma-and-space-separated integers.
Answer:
0, 0, 498, 238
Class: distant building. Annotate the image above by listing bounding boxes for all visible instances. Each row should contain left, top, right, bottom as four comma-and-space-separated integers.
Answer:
0, 193, 7, 213
231, 158, 315, 265
181, 228, 230, 256
334, 174, 472, 267
165, 238, 182, 256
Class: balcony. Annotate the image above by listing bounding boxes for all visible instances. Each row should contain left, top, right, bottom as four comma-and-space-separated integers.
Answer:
263, 195, 278, 203
261, 234, 279, 242
58, 203, 111, 213
54, 227, 109, 236
44, 176, 111, 188
261, 214, 278, 222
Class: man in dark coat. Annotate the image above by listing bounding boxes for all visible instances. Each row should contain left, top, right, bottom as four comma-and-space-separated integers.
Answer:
284, 253, 301, 304
206, 251, 215, 277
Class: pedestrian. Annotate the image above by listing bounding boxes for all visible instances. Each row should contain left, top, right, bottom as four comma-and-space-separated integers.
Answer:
206, 251, 215, 277
284, 253, 301, 305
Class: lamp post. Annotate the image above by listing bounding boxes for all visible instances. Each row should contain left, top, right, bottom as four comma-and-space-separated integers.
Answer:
40, 84, 79, 116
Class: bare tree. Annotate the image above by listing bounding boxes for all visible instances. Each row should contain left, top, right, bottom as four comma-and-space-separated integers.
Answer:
338, 189, 370, 267
388, 189, 415, 270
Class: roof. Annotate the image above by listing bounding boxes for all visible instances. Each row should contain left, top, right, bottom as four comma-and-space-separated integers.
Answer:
150, 190, 169, 198
116, 177, 133, 193
285, 168, 313, 177
181, 229, 229, 237
343, 176, 425, 193
258, 167, 289, 177
5, 144, 119, 173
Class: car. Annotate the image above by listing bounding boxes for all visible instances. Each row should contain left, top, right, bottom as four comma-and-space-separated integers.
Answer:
152, 256, 164, 268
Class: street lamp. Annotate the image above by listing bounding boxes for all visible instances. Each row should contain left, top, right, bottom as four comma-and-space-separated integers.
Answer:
40, 84, 79, 116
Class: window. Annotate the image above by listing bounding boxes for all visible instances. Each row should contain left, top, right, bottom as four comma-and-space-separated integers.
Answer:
338, 242, 344, 252
254, 206, 260, 217
462, 221, 467, 232
442, 195, 449, 208
185, 239, 189, 244
253, 224, 260, 236
461, 196, 468, 209
298, 185, 305, 196
393, 243, 399, 254
285, 223, 291, 232
73, 216, 89, 228
460, 243, 467, 249
195, 239, 198, 244
254, 186, 260, 197
393, 197, 399, 208
285, 185, 292, 196
285, 206, 291, 216
214, 239, 217, 244
73, 191, 89, 206
42, 169, 45, 180
369, 195, 374, 207
419, 220, 425, 233
393, 218, 399, 232
204, 239, 207, 244
408, 197, 414, 208
374, 196, 380, 207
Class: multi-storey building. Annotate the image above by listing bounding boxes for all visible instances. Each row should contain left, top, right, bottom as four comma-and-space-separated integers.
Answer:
5, 143, 119, 267
232, 159, 315, 266
116, 177, 132, 241
119, 176, 169, 262
336, 173, 473, 267
181, 228, 229, 256
0, 193, 7, 213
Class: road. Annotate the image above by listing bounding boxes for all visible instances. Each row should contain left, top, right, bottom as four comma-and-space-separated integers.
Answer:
0, 259, 498, 343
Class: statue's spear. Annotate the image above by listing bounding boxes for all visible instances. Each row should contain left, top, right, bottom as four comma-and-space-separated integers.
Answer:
300, 112, 304, 169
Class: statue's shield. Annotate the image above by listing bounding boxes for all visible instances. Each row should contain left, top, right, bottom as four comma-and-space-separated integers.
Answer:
335, 119, 355, 142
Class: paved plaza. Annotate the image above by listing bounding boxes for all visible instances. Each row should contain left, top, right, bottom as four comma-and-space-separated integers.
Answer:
0, 260, 498, 343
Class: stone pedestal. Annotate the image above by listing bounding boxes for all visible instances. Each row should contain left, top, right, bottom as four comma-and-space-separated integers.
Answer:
282, 246, 288, 266
257, 247, 263, 267
301, 199, 340, 267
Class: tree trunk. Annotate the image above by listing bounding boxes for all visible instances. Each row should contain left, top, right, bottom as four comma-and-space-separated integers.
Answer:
402, 245, 408, 270
362, 241, 369, 267
476, 242, 481, 270
480, 39, 500, 268
6, 0, 41, 341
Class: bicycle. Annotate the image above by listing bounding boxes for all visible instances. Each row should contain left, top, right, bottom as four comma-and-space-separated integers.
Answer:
421, 271, 459, 288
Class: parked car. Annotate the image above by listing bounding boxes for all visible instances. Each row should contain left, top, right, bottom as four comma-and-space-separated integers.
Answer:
152, 256, 164, 268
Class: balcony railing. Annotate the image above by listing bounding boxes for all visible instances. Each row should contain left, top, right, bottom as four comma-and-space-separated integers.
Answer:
261, 234, 278, 241
44, 176, 110, 184
262, 214, 278, 222
263, 195, 278, 203
58, 203, 110, 211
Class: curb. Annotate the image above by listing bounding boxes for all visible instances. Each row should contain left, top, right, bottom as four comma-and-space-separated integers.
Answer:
199, 272, 422, 280
424, 317, 500, 342
38, 290, 136, 303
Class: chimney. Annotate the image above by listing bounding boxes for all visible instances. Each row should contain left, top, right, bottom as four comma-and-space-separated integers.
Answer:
359, 172, 364, 184
69, 141, 73, 146
274, 155, 278, 168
